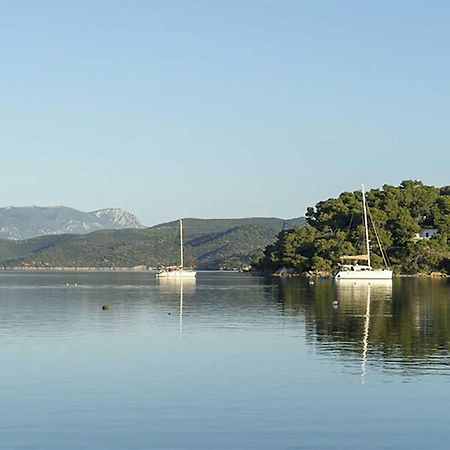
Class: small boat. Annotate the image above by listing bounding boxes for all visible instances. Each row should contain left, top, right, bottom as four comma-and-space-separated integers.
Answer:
156, 219, 197, 279
334, 185, 392, 280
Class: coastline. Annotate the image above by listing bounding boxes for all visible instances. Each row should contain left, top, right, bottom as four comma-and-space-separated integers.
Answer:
0, 266, 153, 272
269, 269, 448, 279
0, 266, 447, 277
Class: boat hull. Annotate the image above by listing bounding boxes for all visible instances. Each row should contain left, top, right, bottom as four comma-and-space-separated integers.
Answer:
334, 270, 392, 280
156, 270, 197, 279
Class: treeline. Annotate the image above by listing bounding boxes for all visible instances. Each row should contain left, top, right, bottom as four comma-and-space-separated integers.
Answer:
254, 181, 450, 275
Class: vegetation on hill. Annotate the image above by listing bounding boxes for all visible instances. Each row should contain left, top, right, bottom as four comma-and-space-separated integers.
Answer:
0, 217, 305, 269
254, 181, 450, 275
154, 217, 306, 235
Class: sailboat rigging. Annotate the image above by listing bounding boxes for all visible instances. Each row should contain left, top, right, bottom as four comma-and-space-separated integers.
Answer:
156, 219, 197, 278
334, 185, 393, 280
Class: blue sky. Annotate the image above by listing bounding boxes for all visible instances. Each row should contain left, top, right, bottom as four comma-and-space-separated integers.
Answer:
0, 1, 449, 225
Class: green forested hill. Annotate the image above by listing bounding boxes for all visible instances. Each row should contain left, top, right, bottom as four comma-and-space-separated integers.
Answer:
0, 234, 75, 262
255, 181, 450, 275
0, 217, 305, 269
154, 217, 306, 235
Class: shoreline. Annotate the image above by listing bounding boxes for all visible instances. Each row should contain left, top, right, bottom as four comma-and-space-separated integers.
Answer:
269, 270, 449, 279
0, 266, 153, 272
0, 267, 447, 278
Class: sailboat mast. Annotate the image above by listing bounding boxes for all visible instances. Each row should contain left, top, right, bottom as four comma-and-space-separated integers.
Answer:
179, 219, 184, 269
361, 185, 371, 267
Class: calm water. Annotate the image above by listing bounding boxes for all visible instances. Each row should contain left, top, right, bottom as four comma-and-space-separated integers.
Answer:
0, 271, 448, 450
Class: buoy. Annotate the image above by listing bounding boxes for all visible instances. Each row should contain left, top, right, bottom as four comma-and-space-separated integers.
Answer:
102, 305, 109, 311
309, 281, 315, 285
168, 312, 171, 315
66, 282, 70, 286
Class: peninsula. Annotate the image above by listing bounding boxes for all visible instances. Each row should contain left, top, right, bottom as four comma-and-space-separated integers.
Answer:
254, 181, 449, 276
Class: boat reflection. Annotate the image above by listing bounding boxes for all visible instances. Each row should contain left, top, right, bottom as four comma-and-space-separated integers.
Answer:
335, 280, 392, 384
276, 277, 449, 378
361, 285, 370, 384
157, 278, 196, 333
334, 279, 392, 303
334, 281, 392, 383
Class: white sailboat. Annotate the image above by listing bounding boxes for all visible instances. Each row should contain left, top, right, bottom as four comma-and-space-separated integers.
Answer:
156, 219, 197, 279
334, 185, 393, 280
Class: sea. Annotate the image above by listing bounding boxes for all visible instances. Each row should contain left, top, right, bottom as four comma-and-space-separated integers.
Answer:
0, 271, 448, 449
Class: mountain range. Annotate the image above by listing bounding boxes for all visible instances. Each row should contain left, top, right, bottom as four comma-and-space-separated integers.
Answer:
0, 206, 143, 240
0, 216, 306, 269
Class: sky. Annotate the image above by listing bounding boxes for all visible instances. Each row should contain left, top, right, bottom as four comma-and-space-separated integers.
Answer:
0, 1, 449, 226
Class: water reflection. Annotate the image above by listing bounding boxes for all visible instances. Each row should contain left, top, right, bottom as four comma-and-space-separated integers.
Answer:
361, 285, 371, 384
277, 276, 449, 376
333, 281, 393, 382
0, 272, 448, 450
157, 278, 197, 334
0, 271, 448, 380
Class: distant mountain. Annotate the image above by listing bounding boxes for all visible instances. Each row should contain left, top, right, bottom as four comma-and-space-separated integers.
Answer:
0, 206, 144, 240
0, 216, 306, 269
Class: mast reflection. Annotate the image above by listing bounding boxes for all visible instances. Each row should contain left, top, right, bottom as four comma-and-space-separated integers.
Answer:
157, 278, 196, 334
334, 280, 392, 383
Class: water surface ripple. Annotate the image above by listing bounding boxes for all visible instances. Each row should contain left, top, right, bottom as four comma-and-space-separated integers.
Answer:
0, 271, 449, 449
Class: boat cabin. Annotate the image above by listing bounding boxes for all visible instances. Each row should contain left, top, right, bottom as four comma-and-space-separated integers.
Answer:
337, 264, 373, 272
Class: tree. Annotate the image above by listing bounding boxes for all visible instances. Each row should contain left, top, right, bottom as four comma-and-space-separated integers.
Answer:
256, 181, 449, 275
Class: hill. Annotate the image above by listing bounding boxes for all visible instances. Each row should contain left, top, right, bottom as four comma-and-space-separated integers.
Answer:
155, 217, 305, 235
0, 206, 143, 240
255, 181, 450, 275
0, 217, 306, 270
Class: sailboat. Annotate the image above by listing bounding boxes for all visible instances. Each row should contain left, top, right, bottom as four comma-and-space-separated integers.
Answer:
155, 219, 197, 279
334, 185, 393, 280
